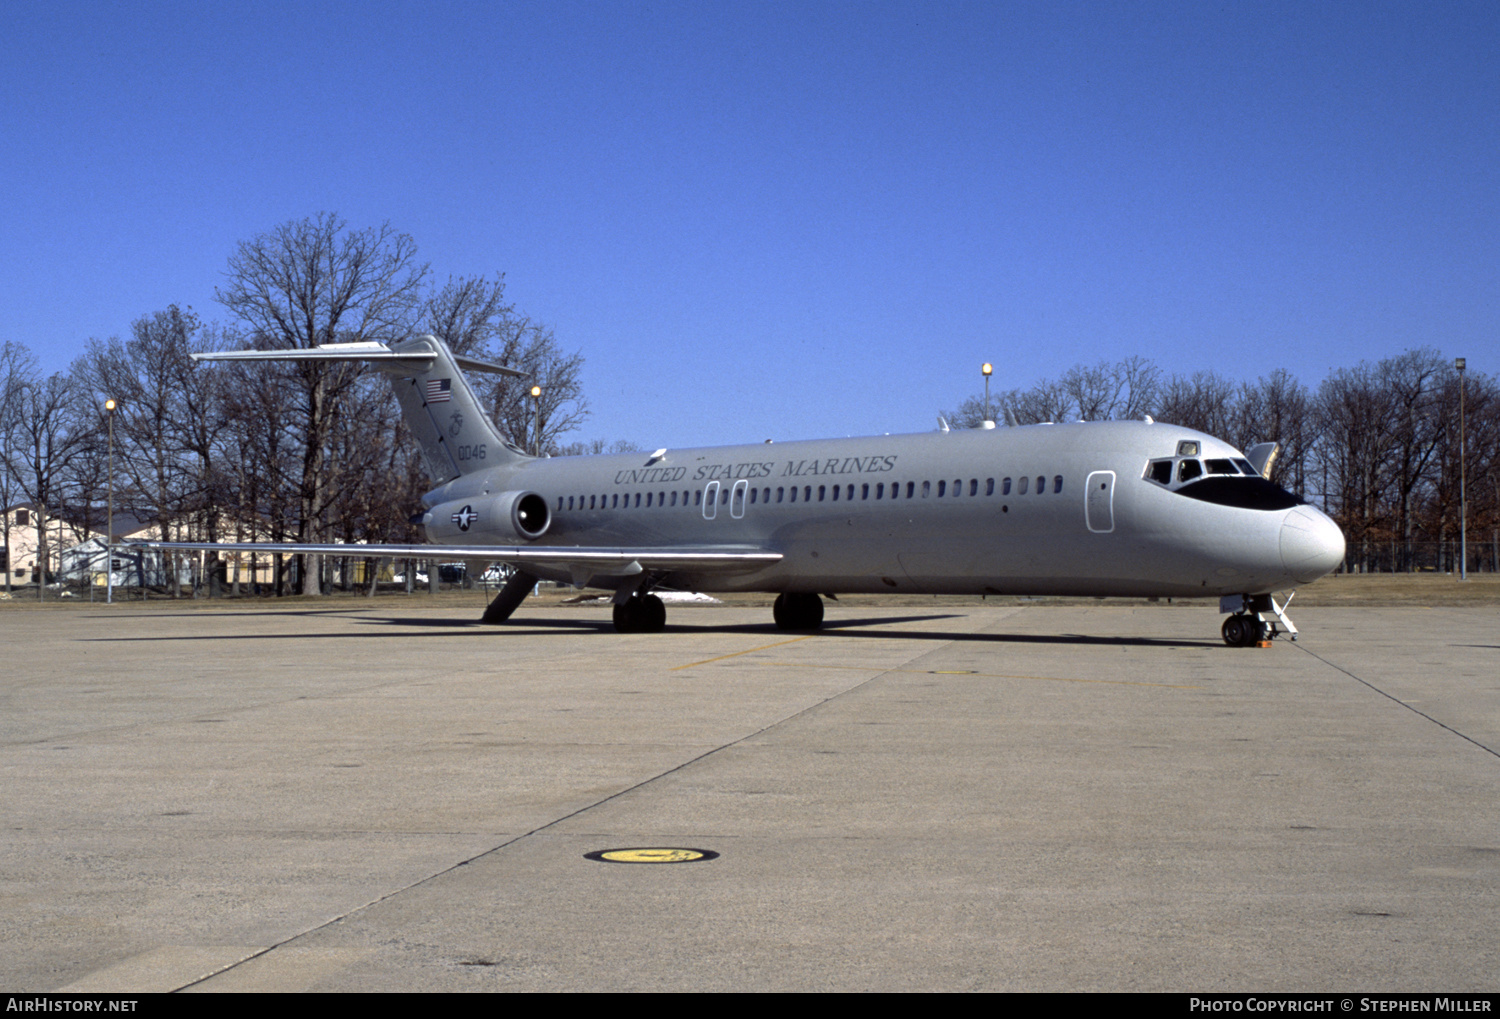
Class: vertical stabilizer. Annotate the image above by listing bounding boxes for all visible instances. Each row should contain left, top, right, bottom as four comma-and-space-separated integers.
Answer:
383, 336, 524, 482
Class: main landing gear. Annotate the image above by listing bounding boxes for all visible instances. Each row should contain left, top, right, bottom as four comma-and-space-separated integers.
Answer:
773, 592, 824, 631
613, 593, 667, 633
1220, 592, 1300, 647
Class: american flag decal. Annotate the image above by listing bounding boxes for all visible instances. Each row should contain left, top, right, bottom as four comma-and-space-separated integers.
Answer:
425, 378, 452, 403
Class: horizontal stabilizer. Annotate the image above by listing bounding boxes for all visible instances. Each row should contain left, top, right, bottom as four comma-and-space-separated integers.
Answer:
191, 338, 527, 378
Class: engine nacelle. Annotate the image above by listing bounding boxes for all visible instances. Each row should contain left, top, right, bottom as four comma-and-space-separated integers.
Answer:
425, 491, 551, 544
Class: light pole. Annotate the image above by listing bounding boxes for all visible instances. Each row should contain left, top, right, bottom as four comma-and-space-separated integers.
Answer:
982, 363, 993, 424
1456, 358, 1467, 581
530, 385, 542, 456
105, 398, 116, 604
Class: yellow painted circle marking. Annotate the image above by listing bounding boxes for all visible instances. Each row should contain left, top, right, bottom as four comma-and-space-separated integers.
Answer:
586, 847, 719, 864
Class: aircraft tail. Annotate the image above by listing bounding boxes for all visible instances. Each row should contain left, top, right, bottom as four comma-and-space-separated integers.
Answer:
192, 334, 529, 484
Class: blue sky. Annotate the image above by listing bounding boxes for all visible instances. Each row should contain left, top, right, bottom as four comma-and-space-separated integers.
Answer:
4, 0, 1496, 448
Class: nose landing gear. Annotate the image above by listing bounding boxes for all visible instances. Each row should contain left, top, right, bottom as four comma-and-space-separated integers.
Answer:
1220, 592, 1300, 646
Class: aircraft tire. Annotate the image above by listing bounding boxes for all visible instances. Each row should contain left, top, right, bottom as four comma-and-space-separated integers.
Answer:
773, 593, 824, 631
1221, 613, 1256, 647
613, 595, 666, 634
641, 594, 666, 632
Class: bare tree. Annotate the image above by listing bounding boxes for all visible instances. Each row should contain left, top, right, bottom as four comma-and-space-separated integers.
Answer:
79, 307, 220, 595
422, 274, 514, 355
423, 278, 589, 456
1231, 369, 1313, 494
0, 342, 39, 594
555, 438, 642, 456
1381, 350, 1448, 570
1062, 362, 1125, 421
945, 357, 1161, 429
1153, 370, 1237, 438
216, 214, 429, 594
4, 371, 91, 598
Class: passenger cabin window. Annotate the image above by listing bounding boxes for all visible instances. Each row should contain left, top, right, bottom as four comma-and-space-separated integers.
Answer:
985, 478, 995, 496
1002, 478, 1012, 495
1035, 476, 1044, 494
1053, 475, 1064, 494
1018, 477, 1028, 495
937, 481, 946, 497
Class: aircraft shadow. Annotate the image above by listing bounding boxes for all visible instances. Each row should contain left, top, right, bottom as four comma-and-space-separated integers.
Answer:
80, 608, 375, 619
85, 611, 1210, 647
423, 612, 1206, 647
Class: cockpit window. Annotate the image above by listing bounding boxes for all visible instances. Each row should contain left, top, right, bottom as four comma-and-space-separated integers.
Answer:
1143, 449, 1300, 510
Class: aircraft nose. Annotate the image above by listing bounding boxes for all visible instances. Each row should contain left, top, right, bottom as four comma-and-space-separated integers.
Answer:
1280, 507, 1345, 584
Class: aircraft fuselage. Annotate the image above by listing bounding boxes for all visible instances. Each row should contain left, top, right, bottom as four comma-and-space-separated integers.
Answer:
420, 420, 1343, 600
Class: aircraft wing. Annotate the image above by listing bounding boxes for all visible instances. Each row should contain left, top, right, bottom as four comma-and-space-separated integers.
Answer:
124, 540, 781, 576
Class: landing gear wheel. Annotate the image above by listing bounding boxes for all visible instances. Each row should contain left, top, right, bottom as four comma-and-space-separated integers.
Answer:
640, 593, 666, 632
773, 592, 824, 631
1222, 613, 1257, 647
613, 594, 667, 634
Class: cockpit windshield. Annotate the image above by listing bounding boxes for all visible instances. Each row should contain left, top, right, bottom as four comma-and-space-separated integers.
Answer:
1143, 455, 1302, 511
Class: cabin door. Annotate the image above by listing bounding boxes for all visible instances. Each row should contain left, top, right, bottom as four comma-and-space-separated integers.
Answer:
1085, 470, 1115, 533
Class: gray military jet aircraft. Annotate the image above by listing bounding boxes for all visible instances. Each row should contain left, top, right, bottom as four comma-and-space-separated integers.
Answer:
135, 335, 1344, 645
